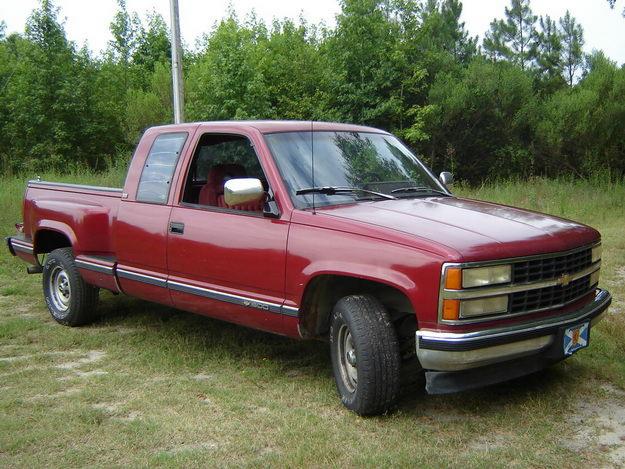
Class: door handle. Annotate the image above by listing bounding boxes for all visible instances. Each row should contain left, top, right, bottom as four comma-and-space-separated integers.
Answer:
169, 222, 185, 234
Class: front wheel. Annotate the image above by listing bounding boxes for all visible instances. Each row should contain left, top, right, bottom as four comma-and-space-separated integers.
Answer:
330, 295, 401, 416
43, 248, 99, 326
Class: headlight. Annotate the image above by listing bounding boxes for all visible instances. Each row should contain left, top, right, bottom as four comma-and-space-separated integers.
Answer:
459, 295, 509, 318
461, 265, 512, 288
592, 244, 602, 264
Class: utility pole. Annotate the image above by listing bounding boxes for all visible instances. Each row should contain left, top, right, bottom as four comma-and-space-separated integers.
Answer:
169, 0, 184, 123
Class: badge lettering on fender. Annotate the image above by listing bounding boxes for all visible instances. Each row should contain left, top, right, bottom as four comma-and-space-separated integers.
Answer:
243, 300, 269, 311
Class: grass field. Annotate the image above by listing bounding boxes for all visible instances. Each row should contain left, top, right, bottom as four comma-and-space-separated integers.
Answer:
1, 172, 624, 467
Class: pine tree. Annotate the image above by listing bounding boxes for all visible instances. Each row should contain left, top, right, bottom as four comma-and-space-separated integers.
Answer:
534, 15, 564, 91
606, 0, 625, 17
442, 0, 477, 62
483, 0, 537, 70
420, 0, 477, 63
559, 10, 584, 87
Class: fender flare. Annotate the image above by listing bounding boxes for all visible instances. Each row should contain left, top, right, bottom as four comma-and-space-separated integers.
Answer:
34, 220, 77, 251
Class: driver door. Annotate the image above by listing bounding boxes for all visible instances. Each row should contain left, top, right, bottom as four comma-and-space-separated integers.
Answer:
166, 132, 290, 333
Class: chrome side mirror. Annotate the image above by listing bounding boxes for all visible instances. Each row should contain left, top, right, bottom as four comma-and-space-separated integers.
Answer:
224, 178, 264, 206
439, 171, 453, 186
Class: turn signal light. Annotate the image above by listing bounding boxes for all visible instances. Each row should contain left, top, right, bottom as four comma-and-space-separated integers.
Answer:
444, 268, 462, 290
442, 299, 460, 320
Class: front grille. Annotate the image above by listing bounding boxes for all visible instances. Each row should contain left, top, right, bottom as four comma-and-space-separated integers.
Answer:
513, 248, 592, 284
510, 275, 592, 313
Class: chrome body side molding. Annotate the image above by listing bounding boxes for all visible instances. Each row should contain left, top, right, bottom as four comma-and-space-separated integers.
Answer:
168, 280, 284, 315
75, 258, 115, 275
116, 268, 167, 288
114, 266, 299, 317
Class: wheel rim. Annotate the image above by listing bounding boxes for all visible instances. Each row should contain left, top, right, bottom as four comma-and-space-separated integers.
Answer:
337, 324, 358, 393
49, 266, 71, 313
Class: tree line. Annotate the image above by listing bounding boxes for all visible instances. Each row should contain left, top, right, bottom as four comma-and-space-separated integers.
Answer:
0, 0, 623, 183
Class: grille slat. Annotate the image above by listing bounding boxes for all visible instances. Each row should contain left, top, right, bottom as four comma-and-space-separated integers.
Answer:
510, 276, 591, 313
512, 248, 592, 284
508, 247, 595, 314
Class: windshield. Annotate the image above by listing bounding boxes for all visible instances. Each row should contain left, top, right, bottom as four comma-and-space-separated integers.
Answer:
264, 131, 447, 209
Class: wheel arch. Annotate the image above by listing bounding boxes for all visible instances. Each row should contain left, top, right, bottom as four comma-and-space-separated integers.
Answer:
298, 274, 416, 339
34, 226, 74, 254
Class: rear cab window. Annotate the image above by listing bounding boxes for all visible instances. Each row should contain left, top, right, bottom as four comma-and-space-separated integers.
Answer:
136, 132, 188, 204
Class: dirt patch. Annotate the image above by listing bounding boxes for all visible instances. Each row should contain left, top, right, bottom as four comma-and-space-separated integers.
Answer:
0, 354, 35, 362
0, 297, 41, 317
29, 386, 83, 401
92, 402, 121, 413
565, 393, 625, 466
600, 383, 625, 397
163, 442, 218, 455
192, 373, 214, 381
468, 433, 508, 452
114, 411, 141, 422
421, 407, 467, 423
59, 369, 109, 380
0, 350, 82, 363
2, 349, 110, 383
608, 298, 624, 318
55, 350, 106, 370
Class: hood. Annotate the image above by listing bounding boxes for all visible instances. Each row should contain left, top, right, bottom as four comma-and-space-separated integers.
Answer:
317, 197, 599, 261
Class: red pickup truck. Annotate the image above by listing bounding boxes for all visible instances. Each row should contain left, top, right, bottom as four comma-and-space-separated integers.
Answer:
6, 121, 611, 415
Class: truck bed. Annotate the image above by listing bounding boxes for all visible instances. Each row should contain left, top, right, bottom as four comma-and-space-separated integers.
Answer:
22, 180, 123, 257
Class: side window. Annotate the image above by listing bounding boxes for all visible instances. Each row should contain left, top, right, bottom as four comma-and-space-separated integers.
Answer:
136, 132, 187, 204
182, 134, 268, 212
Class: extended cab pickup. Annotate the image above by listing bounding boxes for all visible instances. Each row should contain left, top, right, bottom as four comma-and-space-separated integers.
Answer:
6, 121, 612, 415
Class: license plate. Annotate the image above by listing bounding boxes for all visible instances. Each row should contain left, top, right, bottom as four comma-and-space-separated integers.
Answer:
563, 322, 589, 356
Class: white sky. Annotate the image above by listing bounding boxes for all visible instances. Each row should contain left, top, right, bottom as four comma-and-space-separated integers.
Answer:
1, 0, 624, 64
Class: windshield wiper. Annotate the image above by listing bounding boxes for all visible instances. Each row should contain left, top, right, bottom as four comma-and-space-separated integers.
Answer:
390, 186, 451, 197
296, 186, 397, 200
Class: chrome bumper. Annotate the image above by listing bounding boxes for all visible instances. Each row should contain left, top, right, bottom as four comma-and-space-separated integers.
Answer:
6, 236, 34, 256
417, 289, 611, 372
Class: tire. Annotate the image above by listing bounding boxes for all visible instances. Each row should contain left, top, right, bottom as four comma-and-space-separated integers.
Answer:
395, 314, 424, 390
330, 294, 401, 416
42, 247, 99, 326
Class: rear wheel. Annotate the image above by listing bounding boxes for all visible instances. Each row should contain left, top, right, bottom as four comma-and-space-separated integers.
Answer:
330, 295, 401, 416
43, 248, 99, 326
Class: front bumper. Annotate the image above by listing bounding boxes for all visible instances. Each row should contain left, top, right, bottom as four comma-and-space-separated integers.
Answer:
416, 289, 611, 394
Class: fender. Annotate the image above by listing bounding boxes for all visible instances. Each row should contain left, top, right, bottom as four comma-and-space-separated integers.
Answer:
35, 220, 78, 249
285, 221, 445, 330
301, 262, 416, 297
32, 199, 113, 254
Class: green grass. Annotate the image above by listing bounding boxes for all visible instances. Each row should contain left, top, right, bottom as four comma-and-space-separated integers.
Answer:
1, 172, 624, 467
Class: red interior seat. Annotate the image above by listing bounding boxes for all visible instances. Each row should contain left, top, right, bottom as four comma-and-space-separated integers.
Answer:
198, 164, 246, 207
198, 164, 264, 211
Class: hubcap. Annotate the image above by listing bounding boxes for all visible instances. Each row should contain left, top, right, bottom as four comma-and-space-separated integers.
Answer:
49, 266, 71, 313
337, 324, 358, 393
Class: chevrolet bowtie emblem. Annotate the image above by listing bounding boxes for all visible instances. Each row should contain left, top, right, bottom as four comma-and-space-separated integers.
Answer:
558, 273, 572, 287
